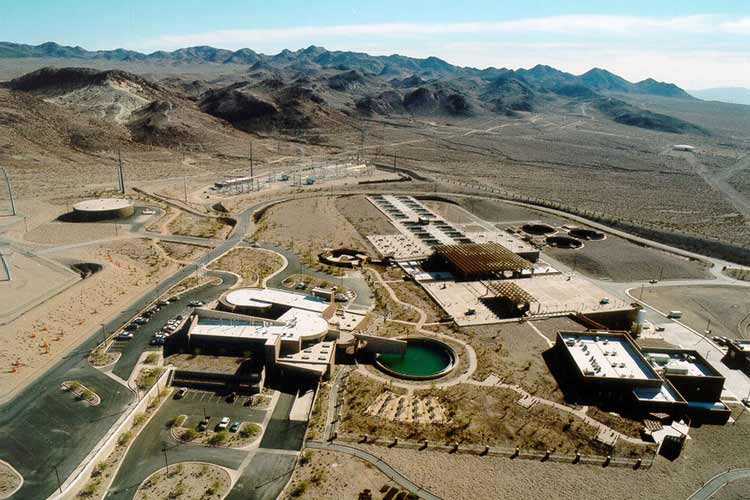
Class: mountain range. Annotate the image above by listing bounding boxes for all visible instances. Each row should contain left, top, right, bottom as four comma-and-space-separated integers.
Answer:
0, 41, 711, 138
1, 41, 691, 98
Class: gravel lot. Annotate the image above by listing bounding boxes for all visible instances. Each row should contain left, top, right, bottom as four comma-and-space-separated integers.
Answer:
641, 285, 750, 339
281, 449, 397, 500
544, 234, 711, 282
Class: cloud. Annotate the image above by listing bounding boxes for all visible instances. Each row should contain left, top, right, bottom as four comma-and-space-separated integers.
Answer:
720, 17, 750, 34
138, 14, 739, 50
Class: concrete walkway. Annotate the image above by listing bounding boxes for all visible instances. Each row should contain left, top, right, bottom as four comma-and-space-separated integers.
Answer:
359, 266, 478, 393
687, 468, 750, 500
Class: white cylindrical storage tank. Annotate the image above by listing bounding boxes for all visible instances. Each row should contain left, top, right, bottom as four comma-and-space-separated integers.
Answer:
72, 198, 135, 221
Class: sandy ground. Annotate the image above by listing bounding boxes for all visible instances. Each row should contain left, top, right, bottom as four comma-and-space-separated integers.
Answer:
334, 194, 400, 254
388, 281, 444, 323
155, 241, 208, 264
465, 321, 564, 402
641, 285, 750, 339
134, 462, 230, 500
253, 196, 368, 268
0, 238, 175, 401
23, 221, 120, 245
208, 247, 284, 286
422, 200, 476, 224
0, 251, 78, 319
281, 449, 397, 500
353, 409, 750, 500
166, 212, 231, 239
0, 461, 21, 499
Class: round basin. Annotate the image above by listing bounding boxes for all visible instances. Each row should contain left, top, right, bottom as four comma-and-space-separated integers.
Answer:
522, 223, 556, 236
375, 338, 456, 380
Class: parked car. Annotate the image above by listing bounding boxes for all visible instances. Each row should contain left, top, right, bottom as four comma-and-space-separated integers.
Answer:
226, 392, 237, 403
150, 337, 165, 346
175, 388, 187, 399
229, 421, 240, 433
649, 279, 658, 284
134, 317, 149, 325
197, 418, 209, 431
218, 417, 230, 430
189, 300, 204, 307
742, 398, 750, 408
655, 326, 666, 332
116, 332, 133, 340
158, 300, 170, 307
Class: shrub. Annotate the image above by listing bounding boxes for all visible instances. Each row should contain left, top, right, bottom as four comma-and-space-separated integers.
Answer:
78, 481, 97, 498
117, 431, 132, 447
238, 423, 260, 439
290, 480, 309, 498
181, 428, 198, 441
91, 462, 107, 478
144, 353, 159, 364
133, 413, 147, 427
208, 431, 229, 446
299, 450, 313, 466
167, 415, 186, 428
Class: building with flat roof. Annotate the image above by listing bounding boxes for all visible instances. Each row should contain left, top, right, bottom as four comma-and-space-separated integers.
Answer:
554, 331, 730, 422
185, 288, 338, 379
642, 348, 725, 403
727, 339, 750, 369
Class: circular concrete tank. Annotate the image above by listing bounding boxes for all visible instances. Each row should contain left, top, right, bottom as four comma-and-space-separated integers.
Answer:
546, 235, 584, 249
568, 228, 605, 241
522, 223, 556, 236
72, 198, 134, 221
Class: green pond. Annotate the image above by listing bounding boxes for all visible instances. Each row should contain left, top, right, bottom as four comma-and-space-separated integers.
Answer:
377, 341, 452, 376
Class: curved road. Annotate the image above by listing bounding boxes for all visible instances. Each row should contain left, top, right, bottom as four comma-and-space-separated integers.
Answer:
0, 196, 280, 499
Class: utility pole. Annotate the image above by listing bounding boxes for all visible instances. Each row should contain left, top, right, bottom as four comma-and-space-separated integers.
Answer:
0, 167, 16, 216
117, 150, 125, 194
250, 141, 254, 180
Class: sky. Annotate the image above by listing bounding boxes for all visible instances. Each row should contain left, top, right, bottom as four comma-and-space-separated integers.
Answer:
2, 0, 750, 89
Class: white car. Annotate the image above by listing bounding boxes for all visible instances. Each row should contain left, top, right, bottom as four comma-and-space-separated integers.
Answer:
189, 300, 204, 307
218, 417, 230, 430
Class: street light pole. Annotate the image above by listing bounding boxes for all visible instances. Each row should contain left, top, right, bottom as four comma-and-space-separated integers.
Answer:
162, 444, 169, 475
54, 465, 62, 494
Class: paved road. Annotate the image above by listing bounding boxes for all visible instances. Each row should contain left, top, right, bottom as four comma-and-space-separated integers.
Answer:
0, 195, 281, 499
687, 469, 750, 500
105, 394, 261, 500
110, 271, 237, 382
260, 242, 374, 309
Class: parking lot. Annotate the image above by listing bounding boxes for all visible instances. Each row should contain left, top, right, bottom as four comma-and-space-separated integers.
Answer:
168, 389, 267, 428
